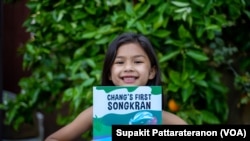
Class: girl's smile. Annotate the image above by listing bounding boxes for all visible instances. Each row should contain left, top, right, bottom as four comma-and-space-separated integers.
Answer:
121, 75, 138, 83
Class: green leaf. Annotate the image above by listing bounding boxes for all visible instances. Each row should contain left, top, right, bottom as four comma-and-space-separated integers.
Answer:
169, 70, 181, 86
82, 78, 95, 87
181, 85, 193, 102
96, 37, 110, 45
195, 72, 206, 81
135, 3, 150, 18
26, 2, 40, 9
181, 71, 189, 82
57, 10, 66, 22
186, 50, 209, 61
153, 30, 171, 38
81, 31, 97, 39
171, 1, 190, 7
97, 25, 112, 35
84, 5, 96, 15
30, 90, 40, 106
160, 50, 180, 63
200, 110, 220, 124
205, 25, 221, 30
57, 34, 65, 43
178, 25, 191, 39
15, 116, 25, 130
195, 80, 208, 87
167, 83, 179, 92
175, 7, 188, 13
153, 14, 163, 30
125, 1, 135, 16
136, 21, 148, 34
86, 59, 96, 68
26, 44, 36, 54
74, 47, 86, 59
207, 30, 215, 40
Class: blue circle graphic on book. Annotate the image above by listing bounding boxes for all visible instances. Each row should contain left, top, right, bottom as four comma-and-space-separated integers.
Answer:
129, 111, 157, 125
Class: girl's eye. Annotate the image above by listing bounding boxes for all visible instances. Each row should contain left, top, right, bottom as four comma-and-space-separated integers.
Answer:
114, 61, 124, 64
134, 61, 143, 64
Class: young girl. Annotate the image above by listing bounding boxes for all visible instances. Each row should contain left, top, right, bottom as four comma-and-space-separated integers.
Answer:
45, 32, 187, 141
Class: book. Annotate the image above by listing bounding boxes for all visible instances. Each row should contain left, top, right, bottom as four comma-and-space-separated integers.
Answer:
93, 86, 162, 141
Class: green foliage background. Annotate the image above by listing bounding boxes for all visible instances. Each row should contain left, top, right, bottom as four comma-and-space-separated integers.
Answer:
1, 0, 250, 139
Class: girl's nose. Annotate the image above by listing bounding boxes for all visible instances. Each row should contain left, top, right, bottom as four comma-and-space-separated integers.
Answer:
124, 62, 134, 72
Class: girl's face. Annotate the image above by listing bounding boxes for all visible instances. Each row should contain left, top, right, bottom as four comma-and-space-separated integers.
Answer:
109, 43, 156, 86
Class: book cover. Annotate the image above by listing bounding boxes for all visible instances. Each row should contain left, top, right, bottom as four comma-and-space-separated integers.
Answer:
93, 86, 162, 141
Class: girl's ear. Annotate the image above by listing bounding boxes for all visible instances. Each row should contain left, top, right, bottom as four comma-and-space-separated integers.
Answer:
149, 66, 156, 80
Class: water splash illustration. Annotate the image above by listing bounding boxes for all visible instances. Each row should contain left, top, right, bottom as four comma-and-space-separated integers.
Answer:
129, 111, 157, 125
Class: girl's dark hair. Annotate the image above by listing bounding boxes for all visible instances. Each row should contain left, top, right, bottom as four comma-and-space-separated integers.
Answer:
101, 32, 161, 86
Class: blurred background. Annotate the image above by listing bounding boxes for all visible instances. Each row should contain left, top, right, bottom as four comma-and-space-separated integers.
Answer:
1, 0, 250, 140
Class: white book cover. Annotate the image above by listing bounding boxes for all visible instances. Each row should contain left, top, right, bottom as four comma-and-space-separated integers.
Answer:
93, 86, 162, 141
